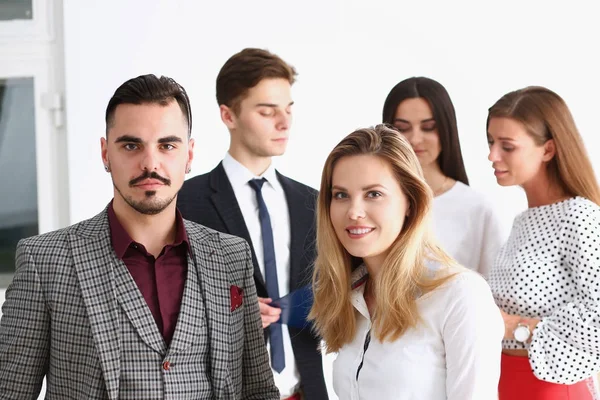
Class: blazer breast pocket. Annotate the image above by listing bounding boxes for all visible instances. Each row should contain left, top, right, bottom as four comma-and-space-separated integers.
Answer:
228, 285, 244, 348
230, 285, 243, 312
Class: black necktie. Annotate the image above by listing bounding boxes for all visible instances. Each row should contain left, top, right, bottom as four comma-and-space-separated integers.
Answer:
248, 178, 285, 373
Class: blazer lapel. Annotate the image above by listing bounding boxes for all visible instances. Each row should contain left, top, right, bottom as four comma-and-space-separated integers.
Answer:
278, 172, 317, 291
113, 261, 166, 354
167, 250, 204, 355
185, 221, 231, 399
70, 211, 122, 400
209, 163, 265, 289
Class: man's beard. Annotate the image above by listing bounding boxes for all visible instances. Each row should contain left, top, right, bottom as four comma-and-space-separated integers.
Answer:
114, 170, 175, 215
115, 186, 176, 215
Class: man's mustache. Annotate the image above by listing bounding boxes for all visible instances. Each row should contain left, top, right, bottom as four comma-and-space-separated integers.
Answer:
129, 171, 171, 187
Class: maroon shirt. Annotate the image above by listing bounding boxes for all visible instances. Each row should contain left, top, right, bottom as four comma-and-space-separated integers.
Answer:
108, 203, 189, 345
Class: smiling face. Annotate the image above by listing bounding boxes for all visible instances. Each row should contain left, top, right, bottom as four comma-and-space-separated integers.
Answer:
329, 154, 409, 269
101, 100, 194, 215
487, 117, 554, 187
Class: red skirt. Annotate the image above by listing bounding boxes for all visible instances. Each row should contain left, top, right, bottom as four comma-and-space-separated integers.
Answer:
499, 353, 596, 400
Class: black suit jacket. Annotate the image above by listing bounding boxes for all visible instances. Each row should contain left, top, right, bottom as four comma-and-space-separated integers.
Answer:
177, 162, 328, 400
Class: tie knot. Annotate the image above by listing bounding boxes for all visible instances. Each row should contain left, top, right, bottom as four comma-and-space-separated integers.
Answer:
248, 178, 267, 192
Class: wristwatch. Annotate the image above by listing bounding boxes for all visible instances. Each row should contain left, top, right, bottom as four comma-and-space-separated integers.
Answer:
513, 322, 531, 343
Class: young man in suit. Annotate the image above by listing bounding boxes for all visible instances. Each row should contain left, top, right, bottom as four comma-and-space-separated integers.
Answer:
0, 74, 278, 400
177, 48, 328, 400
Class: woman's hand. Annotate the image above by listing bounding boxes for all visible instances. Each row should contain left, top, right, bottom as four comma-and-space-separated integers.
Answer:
499, 308, 540, 341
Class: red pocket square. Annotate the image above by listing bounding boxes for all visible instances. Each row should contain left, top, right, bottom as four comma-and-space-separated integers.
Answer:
230, 285, 243, 311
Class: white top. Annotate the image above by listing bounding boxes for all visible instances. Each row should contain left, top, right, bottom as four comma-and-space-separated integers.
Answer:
222, 153, 300, 397
432, 181, 505, 278
490, 196, 600, 384
333, 264, 504, 400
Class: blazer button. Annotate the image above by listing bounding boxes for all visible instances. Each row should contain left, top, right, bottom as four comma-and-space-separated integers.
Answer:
163, 361, 171, 371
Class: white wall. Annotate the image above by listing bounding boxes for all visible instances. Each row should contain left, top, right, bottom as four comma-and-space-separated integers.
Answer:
3, 0, 600, 398
61, 0, 600, 232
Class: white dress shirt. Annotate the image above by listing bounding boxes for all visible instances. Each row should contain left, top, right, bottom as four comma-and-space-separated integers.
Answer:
222, 153, 300, 397
432, 182, 506, 278
333, 264, 504, 400
490, 196, 600, 385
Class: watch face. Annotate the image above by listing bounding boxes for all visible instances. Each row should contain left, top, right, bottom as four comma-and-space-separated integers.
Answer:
514, 325, 530, 342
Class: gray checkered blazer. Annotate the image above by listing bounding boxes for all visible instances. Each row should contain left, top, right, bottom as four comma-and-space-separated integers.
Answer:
0, 208, 279, 399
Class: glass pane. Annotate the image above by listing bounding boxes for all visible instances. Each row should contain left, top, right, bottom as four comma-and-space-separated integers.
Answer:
0, 0, 33, 21
0, 77, 37, 288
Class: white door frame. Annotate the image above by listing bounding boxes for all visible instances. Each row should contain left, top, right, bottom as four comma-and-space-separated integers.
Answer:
0, 0, 68, 235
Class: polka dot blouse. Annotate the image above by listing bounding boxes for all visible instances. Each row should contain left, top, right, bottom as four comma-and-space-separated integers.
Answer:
489, 196, 600, 384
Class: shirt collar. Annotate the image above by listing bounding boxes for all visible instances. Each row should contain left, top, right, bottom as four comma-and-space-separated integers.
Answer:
350, 264, 370, 319
222, 152, 280, 192
351, 264, 369, 290
107, 200, 189, 259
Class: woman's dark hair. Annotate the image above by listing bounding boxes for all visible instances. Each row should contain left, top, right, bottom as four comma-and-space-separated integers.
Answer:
382, 77, 469, 185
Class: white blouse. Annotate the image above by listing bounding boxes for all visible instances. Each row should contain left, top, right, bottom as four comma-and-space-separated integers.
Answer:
490, 196, 600, 384
332, 264, 504, 400
432, 181, 505, 278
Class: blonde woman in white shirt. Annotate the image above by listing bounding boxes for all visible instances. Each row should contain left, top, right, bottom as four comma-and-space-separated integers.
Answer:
383, 77, 504, 277
309, 124, 504, 400
487, 86, 600, 399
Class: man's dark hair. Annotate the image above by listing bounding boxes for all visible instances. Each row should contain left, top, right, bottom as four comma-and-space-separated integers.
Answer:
105, 74, 192, 137
216, 48, 297, 114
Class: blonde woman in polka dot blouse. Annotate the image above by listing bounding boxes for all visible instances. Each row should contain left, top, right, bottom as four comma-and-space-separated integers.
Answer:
487, 86, 600, 399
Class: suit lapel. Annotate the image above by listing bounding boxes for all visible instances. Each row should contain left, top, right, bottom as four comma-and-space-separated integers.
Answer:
185, 221, 231, 399
167, 250, 204, 354
113, 261, 166, 354
209, 163, 265, 289
278, 172, 316, 291
70, 211, 122, 400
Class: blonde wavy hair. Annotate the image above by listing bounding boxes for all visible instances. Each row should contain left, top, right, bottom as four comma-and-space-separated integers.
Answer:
487, 86, 600, 205
309, 124, 457, 353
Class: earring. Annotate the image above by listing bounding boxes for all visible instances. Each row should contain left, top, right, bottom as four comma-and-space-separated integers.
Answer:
104, 165, 110, 172
186, 167, 191, 174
